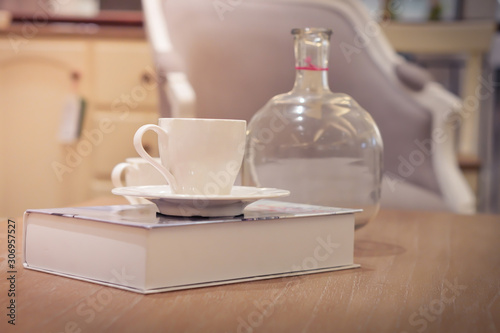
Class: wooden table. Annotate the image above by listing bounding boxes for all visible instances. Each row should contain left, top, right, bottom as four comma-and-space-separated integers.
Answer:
1, 197, 499, 333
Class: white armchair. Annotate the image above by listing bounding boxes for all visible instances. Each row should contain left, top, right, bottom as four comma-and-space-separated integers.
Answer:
142, 0, 476, 214
142, 0, 196, 118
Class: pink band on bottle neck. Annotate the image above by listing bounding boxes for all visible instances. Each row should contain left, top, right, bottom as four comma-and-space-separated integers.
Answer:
295, 66, 329, 71
297, 56, 328, 71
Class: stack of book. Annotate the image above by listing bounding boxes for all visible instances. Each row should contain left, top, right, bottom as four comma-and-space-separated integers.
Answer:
23, 200, 359, 294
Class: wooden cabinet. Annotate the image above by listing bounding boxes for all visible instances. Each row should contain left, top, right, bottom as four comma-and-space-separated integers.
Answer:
89, 40, 159, 198
0, 39, 90, 217
92, 40, 158, 109
0, 34, 159, 217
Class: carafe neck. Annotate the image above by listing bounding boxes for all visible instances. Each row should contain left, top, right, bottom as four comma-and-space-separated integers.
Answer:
291, 28, 332, 94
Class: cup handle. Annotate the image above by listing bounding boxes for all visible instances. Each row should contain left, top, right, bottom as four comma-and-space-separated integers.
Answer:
111, 162, 142, 204
111, 162, 130, 188
133, 124, 178, 189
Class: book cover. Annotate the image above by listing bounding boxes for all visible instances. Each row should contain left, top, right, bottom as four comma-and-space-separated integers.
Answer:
23, 200, 360, 294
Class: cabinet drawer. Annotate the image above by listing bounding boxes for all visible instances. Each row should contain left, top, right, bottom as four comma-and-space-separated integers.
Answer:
92, 41, 159, 109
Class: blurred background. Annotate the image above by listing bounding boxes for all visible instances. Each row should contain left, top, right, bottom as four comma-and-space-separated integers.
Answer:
0, 0, 498, 217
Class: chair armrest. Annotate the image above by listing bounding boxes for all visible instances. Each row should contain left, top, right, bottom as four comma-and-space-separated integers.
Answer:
142, 0, 172, 54
142, 0, 197, 118
425, 82, 476, 214
165, 72, 196, 118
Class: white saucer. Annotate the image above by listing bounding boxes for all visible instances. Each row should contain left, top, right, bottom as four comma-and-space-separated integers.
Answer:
112, 185, 290, 217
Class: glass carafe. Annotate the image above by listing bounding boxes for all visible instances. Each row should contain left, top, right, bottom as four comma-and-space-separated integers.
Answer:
242, 28, 383, 229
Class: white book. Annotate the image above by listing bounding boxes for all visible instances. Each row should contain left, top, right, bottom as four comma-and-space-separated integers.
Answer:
23, 200, 360, 294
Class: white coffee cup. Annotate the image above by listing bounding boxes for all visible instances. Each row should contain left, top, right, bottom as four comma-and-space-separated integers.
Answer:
111, 157, 167, 204
112, 157, 166, 187
133, 118, 246, 195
